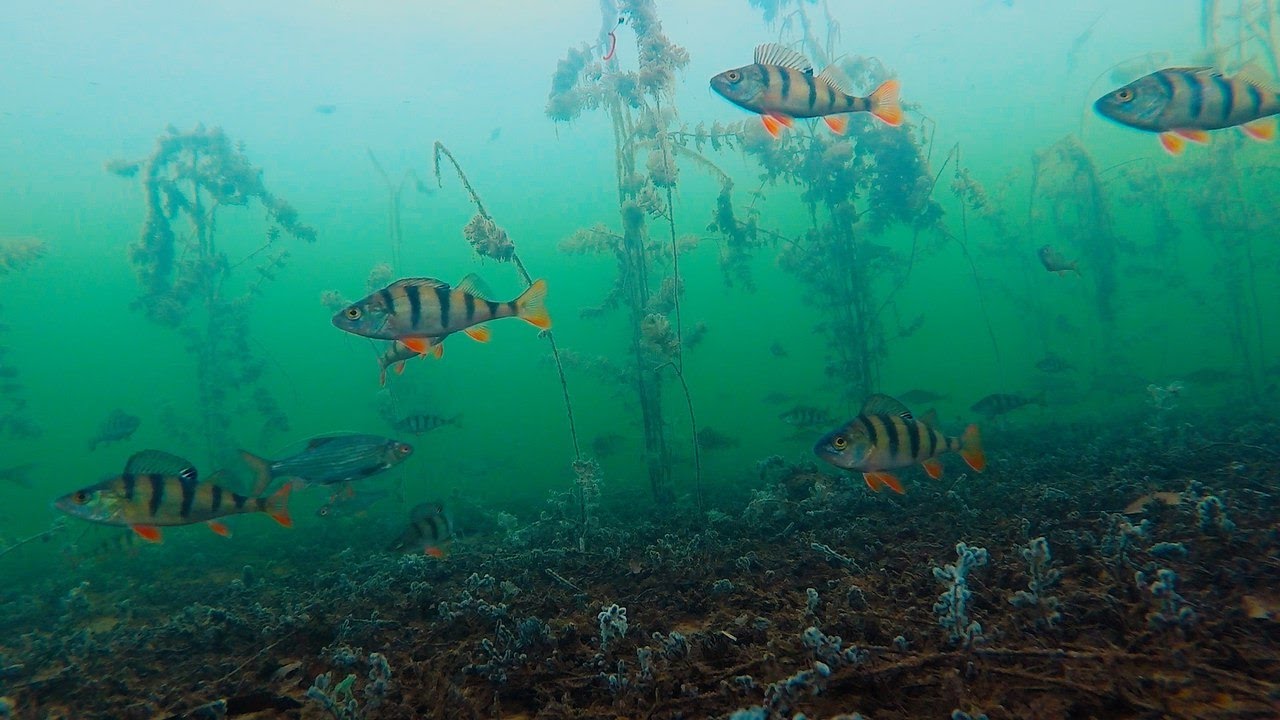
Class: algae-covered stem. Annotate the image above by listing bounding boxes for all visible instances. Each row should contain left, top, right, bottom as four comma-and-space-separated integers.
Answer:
652, 95, 704, 514
432, 142, 588, 531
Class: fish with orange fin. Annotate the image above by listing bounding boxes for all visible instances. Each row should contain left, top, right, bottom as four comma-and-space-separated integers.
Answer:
332, 274, 550, 354
53, 450, 293, 543
377, 339, 442, 386
388, 502, 454, 558
1095, 66, 1280, 155
711, 43, 902, 139
814, 394, 985, 494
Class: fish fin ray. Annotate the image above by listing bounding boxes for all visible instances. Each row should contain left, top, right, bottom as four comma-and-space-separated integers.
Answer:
239, 450, 274, 496
264, 481, 294, 528
823, 115, 849, 134
1159, 132, 1185, 155
922, 458, 944, 480
1235, 64, 1280, 94
868, 79, 902, 126
399, 337, 431, 355
132, 524, 162, 543
761, 114, 784, 138
865, 471, 905, 494
1241, 117, 1277, 141
386, 277, 449, 291
464, 325, 492, 343
207, 520, 232, 538
1173, 128, 1210, 143
753, 43, 813, 73
454, 273, 494, 301
860, 393, 913, 420
816, 64, 854, 95
125, 450, 197, 480
515, 279, 551, 330
960, 424, 986, 472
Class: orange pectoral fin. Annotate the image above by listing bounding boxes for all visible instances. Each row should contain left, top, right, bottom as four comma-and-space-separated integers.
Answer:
823, 114, 849, 134
207, 520, 232, 538
395, 361, 406, 375
464, 325, 491, 343
863, 472, 905, 494
761, 113, 793, 138
922, 458, 944, 480
131, 525, 162, 543
1241, 118, 1276, 141
1159, 132, 1185, 155
432, 343, 444, 359
400, 337, 430, 355
425, 545, 448, 558
1173, 128, 1209, 144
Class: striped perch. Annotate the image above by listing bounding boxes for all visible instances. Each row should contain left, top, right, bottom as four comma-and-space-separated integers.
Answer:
332, 274, 550, 356
1094, 66, 1280, 155
711, 43, 902, 138
54, 450, 292, 542
814, 394, 985, 495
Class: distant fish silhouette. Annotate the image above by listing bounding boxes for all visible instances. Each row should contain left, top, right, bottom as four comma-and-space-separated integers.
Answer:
314, 104, 338, 115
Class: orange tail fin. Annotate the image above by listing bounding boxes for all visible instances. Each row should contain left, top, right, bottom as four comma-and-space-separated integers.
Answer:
515, 279, 551, 330
264, 481, 294, 528
960, 424, 986, 472
868, 79, 902, 126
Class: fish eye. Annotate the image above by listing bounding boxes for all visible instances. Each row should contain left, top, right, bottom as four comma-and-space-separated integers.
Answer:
72, 491, 89, 504
397, 443, 413, 455
345, 307, 362, 320
726, 70, 741, 82
1115, 88, 1134, 102
318, 507, 329, 516
832, 436, 848, 450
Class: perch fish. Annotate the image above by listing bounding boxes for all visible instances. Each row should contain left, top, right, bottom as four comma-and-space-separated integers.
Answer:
814, 394, 985, 494
377, 339, 442, 387
394, 414, 460, 435
389, 502, 454, 558
333, 274, 550, 355
88, 409, 141, 451
1038, 245, 1079, 276
1094, 66, 1280, 155
53, 450, 292, 542
711, 43, 902, 138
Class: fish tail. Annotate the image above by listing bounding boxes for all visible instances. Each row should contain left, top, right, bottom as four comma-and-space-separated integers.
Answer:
868, 79, 902, 126
240, 450, 275, 496
262, 481, 294, 528
450, 414, 463, 428
960, 424, 986, 472
515, 279, 552, 330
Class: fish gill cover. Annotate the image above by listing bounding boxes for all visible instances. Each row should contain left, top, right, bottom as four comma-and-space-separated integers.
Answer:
0, 0, 1278, 718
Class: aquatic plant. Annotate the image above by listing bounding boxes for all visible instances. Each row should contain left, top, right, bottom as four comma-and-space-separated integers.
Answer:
1008, 536, 1062, 628
549, 0, 719, 509
598, 602, 629, 651
1196, 495, 1236, 534
1138, 567, 1197, 631
932, 542, 989, 648
800, 626, 866, 667
366, 149, 430, 271
107, 126, 315, 464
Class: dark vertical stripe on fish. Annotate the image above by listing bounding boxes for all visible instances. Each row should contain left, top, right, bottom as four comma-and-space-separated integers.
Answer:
464, 292, 475, 324
1246, 81, 1262, 118
856, 415, 878, 449
435, 286, 451, 331
825, 84, 836, 112
232, 492, 249, 510
1186, 71, 1204, 121
779, 66, 791, 100
758, 63, 769, 89
379, 288, 396, 316
123, 474, 136, 501
907, 420, 921, 460
486, 300, 500, 319
406, 283, 422, 330
147, 475, 164, 517
179, 478, 195, 518
1215, 74, 1234, 123
211, 484, 223, 513
804, 71, 817, 111
927, 427, 939, 458
506, 300, 518, 318
1155, 70, 1175, 107
881, 416, 901, 461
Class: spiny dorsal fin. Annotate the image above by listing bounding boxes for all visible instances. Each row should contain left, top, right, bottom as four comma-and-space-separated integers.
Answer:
754, 43, 813, 74
816, 64, 854, 96
124, 450, 197, 481
1235, 63, 1280, 95
386, 277, 449, 291
454, 273, 494, 301
860, 393, 913, 420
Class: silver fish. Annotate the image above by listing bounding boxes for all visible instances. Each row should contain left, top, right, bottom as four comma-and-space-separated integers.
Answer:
240, 434, 413, 491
